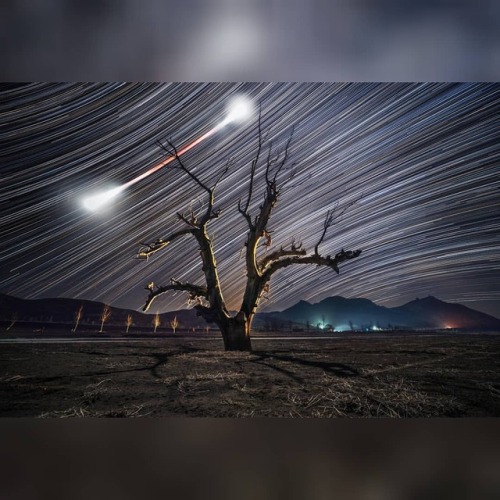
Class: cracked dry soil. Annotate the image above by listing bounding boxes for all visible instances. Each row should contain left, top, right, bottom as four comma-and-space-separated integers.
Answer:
0, 333, 499, 417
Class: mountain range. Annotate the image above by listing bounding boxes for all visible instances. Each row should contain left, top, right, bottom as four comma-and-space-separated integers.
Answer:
1, 292, 499, 331
262, 295, 500, 331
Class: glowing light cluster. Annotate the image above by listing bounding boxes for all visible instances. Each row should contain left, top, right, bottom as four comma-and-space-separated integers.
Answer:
222, 95, 255, 125
81, 186, 124, 212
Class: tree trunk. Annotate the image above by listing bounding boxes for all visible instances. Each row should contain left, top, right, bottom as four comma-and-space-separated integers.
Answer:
221, 314, 252, 351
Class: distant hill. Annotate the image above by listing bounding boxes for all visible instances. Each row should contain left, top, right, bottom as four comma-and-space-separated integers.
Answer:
0, 293, 209, 330
394, 296, 500, 330
260, 295, 500, 331
1, 293, 499, 332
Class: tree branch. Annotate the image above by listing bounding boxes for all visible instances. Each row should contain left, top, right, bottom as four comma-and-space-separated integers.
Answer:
161, 139, 229, 225
137, 229, 194, 259
244, 105, 263, 214
258, 243, 307, 271
177, 209, 199, 228
143, 279, 208, 312
314, 200, 358, 255
214, 157, 233, 189
263, 248, 362, 281
161, 140, 211, 196
315, 209, 334, 255
270, 126, 294, 186
239, 126, 295, 289
156, 139, 231, 321
238, 105, 262, 231
237, 199, 254, 230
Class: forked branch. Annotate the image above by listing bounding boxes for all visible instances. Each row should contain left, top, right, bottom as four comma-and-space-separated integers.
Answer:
264, 126, 294, 189
258, 242, 307, 271
238, 105, 263, 230
263, 248, 362, 280
137, 229, 194, 259
143, 279, 208, 312
159, 140, 212, 196
315, 200, 358, 255
160, 139, 229, 225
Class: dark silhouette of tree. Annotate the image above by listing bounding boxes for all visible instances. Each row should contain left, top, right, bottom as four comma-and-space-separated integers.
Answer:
6, 311, 17, 331
138, 116, 361, 351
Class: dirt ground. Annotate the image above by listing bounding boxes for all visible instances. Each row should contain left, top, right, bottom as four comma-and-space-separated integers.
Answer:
0, 333, 499, 417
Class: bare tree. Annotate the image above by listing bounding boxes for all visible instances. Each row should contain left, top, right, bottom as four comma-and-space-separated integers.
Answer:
125, 313, 133, 334
99, 304, 111, 333
6, 311, 17, 331
170, 316, 179, 334
72, 305, 84, 333
139, 118, 361, 351
153, 312, 161, 334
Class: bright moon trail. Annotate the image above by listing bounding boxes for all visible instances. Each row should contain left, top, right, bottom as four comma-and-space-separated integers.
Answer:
81, 95, 255, 211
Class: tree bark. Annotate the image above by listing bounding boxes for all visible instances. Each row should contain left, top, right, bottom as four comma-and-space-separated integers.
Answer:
221, 313, 252, 351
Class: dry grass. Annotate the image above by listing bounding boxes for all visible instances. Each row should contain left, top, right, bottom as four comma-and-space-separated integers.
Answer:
37, 404, 152, 418
276, 373, 463, 418
1, 334, 499, 417
184, 371, 246, 381
0, 374, 26, 382
81, 378, 115, 402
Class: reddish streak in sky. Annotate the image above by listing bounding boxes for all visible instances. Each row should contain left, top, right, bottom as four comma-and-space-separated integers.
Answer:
122, 121, 227, 190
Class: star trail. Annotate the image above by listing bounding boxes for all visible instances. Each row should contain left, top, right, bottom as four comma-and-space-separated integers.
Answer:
0, 83, 499, 318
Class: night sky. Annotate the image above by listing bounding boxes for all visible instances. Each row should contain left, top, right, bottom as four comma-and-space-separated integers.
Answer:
1, 83, 499, 318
